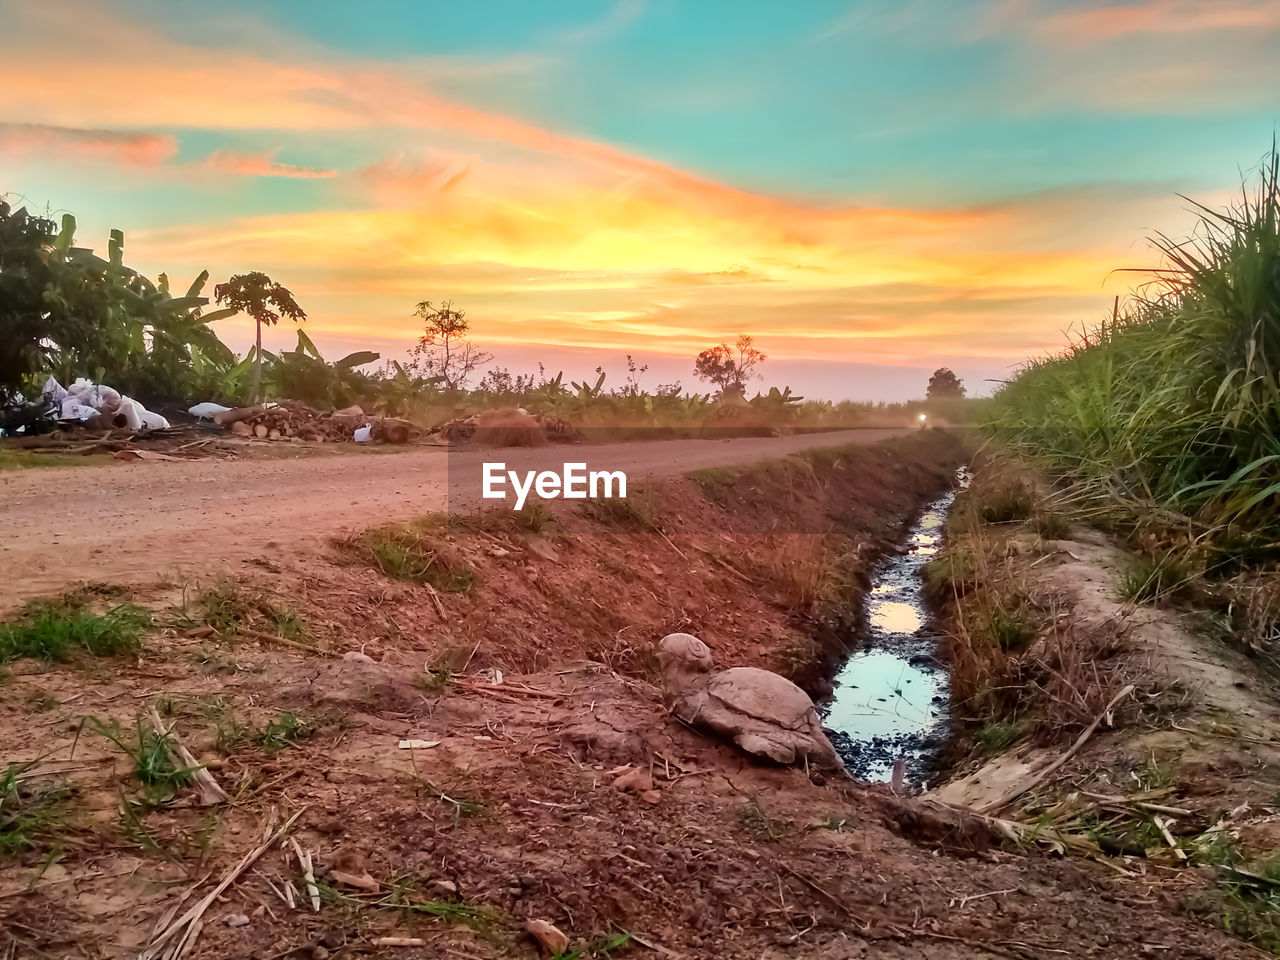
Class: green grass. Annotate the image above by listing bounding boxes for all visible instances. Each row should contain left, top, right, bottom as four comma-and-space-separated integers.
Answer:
87, 718, 193, 800
556, 932, 635, 959
974, 720, 1027, 755
0, 448, 114, 471
1119, 553, 1193, 604
1216, 859, 1280, 954
211, 709, 317, 755
355, 520, 477, 592
0, 594, 149, 663
0, 762, 74, 858
256, 712, 314, 753
182, 581, 308, 639
987, 146, 1280, 560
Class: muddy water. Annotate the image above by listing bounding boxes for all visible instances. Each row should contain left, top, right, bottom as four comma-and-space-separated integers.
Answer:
822, 471, 966, 784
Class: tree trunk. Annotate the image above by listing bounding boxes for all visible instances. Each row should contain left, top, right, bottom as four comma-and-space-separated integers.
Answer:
251, 319, 263, 403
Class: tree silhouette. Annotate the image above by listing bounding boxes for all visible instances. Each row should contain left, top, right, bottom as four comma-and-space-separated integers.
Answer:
693, 335, 766, 398
214, 272, 306, 402
926, 367, 965, 399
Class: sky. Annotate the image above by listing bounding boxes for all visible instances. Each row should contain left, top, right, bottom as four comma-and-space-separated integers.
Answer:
1, 0, 1278, 401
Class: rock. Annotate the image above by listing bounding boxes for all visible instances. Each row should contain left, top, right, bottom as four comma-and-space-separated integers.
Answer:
224, 913, 250, 928
656, 632, 845, 773
342, 651, 376, 664
611, 768, 654, 793
432, 879, 458, 895
525, 919, 569, 956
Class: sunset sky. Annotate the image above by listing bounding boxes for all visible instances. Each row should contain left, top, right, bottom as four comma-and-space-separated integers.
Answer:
2, 0, 1277, 400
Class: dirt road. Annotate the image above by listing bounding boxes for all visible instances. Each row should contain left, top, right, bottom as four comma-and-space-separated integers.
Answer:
0, 428, 908, 608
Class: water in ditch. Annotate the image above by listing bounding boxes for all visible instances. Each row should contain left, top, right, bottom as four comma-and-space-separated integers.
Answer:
822, 470, 967, 784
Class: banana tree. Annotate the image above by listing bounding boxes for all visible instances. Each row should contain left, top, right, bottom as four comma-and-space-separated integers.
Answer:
264, 328, 380, 408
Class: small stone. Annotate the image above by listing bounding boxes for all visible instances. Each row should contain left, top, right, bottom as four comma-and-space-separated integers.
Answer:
224, 913, 250, 928
432, 879, 458, 895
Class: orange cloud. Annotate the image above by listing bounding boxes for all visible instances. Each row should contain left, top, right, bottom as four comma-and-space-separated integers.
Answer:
200, 149, 337, 179
0, 122, 176, 166
1042, 0, 1280, 40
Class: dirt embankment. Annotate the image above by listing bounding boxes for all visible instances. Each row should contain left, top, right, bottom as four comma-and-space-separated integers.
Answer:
2, 431, 1260, 960
925, 455, 1280, 956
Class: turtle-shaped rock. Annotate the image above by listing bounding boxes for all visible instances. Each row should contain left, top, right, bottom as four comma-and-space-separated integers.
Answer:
656, 633, 845, 773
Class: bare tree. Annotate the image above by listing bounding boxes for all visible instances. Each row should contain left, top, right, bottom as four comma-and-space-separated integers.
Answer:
409, 299, 493, 391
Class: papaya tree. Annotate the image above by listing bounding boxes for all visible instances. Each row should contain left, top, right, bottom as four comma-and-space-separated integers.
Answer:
214, 272, 307, 402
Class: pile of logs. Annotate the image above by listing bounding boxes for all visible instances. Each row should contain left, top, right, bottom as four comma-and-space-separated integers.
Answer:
213, 400, 420, 444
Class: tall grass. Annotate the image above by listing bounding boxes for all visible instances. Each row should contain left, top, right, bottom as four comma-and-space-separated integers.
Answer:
988, 147, 1280, 556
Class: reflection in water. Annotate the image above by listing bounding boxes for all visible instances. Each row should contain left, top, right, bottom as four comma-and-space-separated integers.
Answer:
825, 650, 939, 739
823, 469, 967, 782
871, 601, 922, 634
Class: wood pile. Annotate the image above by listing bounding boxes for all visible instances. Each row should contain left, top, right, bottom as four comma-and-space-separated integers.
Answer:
213, 400, 421, 444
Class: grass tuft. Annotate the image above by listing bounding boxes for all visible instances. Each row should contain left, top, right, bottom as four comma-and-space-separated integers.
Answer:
354, 519, 476, 592
0, 594, 149, 663
0, 762, 74, 858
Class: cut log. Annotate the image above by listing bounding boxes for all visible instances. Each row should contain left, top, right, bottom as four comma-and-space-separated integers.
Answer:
213, 404, 268, 426
253, 424, 269, 439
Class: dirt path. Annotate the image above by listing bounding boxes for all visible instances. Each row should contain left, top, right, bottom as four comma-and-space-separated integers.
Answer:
0, 428, 908, 609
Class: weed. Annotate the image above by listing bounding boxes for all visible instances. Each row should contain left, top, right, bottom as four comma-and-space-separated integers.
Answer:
689, 466, 735, 502
115, 797, 171, 859
974, 720, 1026, 754
812, 813, 854, 832
256, 713, 313, 753
557, 932, 635, 959
181, 581, 309, 640
355, 520, 476, 592
1214, 859, 1280, 953
975, 477, 1034, 525
581, 492, 655, 530
25, 691, 60, 712
737, 796, 786, 841
1031, 508, 1071, 540
0, 763, 74, 858
192, 644, 237, 674
514, 502, 556, 533
967, 593, 1036, 652
417, 668, 453, 693
0, 599, 149, 663
87, 717, 194, 800
415, 645, 472, 693
1120, 553, 1193, 604
758, 534, 837, 613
